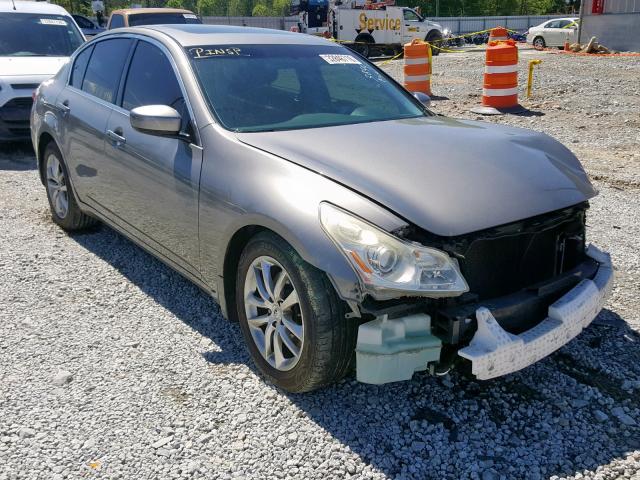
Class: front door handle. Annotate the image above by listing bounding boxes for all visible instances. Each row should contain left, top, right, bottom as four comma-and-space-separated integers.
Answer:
107, 129, 126, 146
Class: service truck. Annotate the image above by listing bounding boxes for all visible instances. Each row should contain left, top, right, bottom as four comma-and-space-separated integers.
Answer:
292, 0, 444, 57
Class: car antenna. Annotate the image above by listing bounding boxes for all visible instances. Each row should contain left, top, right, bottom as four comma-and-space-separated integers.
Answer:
11, 0, 17, 10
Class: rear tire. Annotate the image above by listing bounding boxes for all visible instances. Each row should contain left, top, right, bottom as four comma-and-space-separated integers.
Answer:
353, 34, 373, 58
43, 142, 97, 231
236, 232, 357, 392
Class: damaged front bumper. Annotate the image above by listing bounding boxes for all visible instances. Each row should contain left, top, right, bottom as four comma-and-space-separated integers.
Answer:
354, 244, 613, 384
458, 244, 613, 379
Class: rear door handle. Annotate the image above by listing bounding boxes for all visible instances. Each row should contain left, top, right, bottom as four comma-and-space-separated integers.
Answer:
107, 129, 126, 146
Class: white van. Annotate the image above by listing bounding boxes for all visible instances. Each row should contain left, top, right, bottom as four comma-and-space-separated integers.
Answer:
0, 0, 84, 141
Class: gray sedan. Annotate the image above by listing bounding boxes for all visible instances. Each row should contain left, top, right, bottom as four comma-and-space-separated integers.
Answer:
31, 25, 613, 392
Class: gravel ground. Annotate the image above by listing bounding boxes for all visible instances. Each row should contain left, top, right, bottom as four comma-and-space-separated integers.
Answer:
1, 49, 639, 480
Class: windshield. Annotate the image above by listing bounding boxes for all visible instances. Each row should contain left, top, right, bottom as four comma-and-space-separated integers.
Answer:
128, 12, 202, 26
0, 13, 84, 57
188, 44, 425, 132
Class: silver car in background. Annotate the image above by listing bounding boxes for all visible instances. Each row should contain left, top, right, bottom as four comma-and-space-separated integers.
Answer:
31, 25, 613, 392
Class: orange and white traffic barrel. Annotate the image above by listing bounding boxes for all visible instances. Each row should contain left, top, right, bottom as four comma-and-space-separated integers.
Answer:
472, 39, 525, 115
488, 26, 509, 42
403, 39, 432, 96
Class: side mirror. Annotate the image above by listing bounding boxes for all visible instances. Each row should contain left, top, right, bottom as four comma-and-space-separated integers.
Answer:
130, 105, 181, 136
413, 92, 431, 107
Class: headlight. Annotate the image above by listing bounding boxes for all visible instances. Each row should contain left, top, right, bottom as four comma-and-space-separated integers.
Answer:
319, 203, 468, 298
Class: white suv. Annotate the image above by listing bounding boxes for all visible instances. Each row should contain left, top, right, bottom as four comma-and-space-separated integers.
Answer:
0, 0, 84, 141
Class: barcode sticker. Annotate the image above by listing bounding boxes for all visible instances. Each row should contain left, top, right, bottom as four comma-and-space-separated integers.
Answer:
319, 54, 360, 65
40, 18, 68, 26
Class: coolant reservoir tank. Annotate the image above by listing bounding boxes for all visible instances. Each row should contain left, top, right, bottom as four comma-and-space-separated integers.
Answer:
356, 313, 442, 385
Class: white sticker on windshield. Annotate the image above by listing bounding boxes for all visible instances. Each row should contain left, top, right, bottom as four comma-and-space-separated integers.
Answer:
319, 54, 360, 65
183, 13, 197, 18
40, 18, 68, 26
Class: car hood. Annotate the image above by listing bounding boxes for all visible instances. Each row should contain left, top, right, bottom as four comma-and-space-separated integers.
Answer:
236, 116, 596, 237
0, 57, 68, 77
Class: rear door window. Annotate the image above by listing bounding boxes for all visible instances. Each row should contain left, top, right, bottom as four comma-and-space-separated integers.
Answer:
82, 38, 132, 103
74, 15, 93, 28
70, 45, 94, 89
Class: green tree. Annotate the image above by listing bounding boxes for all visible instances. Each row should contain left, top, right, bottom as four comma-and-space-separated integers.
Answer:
270, 0, 291, 16
252, 3, 270, 15
197, 0, 227, 15
228, 0, 253, 15
165, 0, 184, 8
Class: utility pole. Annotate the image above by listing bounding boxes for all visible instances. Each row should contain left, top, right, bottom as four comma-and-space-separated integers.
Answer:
435, 0, 439, 16
577, 0, 585, 44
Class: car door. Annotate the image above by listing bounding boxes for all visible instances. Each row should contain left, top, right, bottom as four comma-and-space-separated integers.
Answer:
557, 19, 576, 45
57, 38, 133, 204
402, 9, 422, 44
543, 20, 564, 46
102, 39, 202, 272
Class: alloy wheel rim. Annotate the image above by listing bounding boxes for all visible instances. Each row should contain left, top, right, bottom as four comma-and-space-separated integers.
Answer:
243, 256, 304, 371
46, 154, 69, 219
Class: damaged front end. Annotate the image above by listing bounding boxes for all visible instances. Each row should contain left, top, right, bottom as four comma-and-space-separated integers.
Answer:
346, 203, 614, 384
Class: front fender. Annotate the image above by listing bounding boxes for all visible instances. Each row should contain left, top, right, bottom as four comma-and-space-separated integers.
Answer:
198, 124, 407, 305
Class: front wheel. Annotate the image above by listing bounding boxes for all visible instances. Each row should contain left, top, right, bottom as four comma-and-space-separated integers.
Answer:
533, 36, 546, 50
236, 232, 357, 392
426, 32, 443, 56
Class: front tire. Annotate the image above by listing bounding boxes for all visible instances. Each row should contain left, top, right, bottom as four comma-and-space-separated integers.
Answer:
43, 142, 97, 231
236, 232, 357, 392
426, 31, 443, 56
533, 36, 546, 50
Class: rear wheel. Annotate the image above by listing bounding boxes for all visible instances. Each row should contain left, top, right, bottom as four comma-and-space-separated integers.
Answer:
353, 34, 373, 58
533, 36, 546, 50
43, 142, 97, 231
236, 232, 357, 392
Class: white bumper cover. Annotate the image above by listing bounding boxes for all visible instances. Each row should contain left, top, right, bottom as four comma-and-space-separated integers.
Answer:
458, 245, 614, 380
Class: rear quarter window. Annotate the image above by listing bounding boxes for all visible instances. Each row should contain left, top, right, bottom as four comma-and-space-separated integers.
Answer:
109, 14, 124, 28
70, 45, 94, 89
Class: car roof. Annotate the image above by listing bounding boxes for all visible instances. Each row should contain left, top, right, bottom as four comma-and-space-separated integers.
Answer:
111, 8, 195, 15
546, 17, 578, 21
121, 24, 336, 47
0, 0, 72, 15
